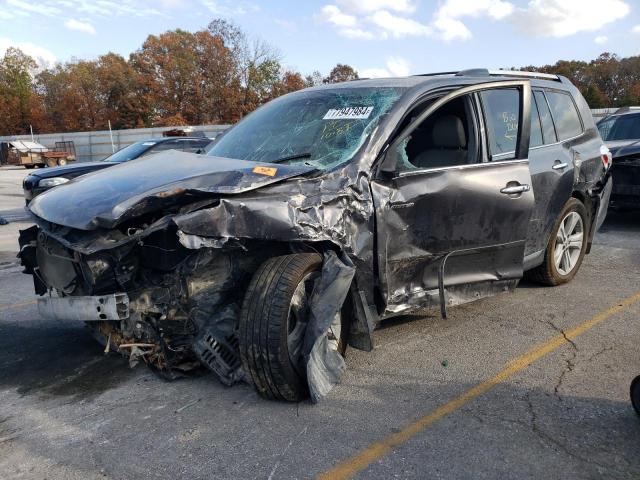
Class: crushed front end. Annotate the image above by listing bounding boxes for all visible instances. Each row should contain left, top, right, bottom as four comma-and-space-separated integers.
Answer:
19, 219, 261, 383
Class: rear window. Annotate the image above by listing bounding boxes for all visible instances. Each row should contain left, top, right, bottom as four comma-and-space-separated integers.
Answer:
598, 114, 640, 141
545, 91, 583, 140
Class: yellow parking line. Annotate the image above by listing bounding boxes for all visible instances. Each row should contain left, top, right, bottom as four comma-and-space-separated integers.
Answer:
318, 290, 640, 480
0, 299, 37, 311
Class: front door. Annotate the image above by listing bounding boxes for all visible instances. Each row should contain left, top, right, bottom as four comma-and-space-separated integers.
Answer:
371, 81, 535, 317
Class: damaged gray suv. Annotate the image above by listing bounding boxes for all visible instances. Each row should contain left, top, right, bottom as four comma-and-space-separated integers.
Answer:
19, 69, 612, 402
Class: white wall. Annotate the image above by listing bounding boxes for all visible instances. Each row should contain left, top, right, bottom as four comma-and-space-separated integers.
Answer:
0, 124, 231, 163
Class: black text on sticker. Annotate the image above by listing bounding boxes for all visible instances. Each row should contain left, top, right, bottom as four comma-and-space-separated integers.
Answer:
323, 106, 374, 120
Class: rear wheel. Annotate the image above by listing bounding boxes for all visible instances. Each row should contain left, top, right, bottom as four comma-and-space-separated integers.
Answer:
57, 158, 67, 166
631, 376, 640, 416
528, 198, 588, 286
239, 253, 348, 401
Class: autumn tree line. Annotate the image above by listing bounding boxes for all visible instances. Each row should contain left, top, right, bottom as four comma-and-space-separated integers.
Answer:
1, 18, 639, 136
0, 20, 360, 136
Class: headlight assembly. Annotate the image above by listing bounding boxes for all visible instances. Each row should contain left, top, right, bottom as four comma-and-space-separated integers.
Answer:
38, 177, 70, 188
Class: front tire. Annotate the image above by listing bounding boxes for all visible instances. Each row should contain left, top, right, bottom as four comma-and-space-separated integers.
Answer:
528, 198, 588, 286
239, 253, 348, 401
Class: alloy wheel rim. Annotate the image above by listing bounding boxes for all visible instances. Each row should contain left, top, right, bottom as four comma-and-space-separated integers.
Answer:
554, 211, 584, 276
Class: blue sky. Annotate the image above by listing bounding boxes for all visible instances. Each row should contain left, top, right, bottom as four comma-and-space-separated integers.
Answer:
1, 0, 639, 77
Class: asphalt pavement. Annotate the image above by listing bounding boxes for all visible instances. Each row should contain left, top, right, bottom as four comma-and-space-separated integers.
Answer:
0, 165, 639, 479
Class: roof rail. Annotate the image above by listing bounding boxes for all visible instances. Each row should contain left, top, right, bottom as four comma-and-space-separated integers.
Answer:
488, 69, 561, 81
412, 71, 458, 77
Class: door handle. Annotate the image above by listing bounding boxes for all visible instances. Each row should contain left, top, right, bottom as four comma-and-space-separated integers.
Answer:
552, 162, 568, 170
500, 184, 530, 195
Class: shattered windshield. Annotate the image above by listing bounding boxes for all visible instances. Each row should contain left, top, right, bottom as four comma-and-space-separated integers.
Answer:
207, 87, 403, 170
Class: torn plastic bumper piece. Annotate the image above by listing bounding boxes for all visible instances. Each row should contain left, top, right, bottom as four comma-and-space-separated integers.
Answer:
38, 293, 130, 322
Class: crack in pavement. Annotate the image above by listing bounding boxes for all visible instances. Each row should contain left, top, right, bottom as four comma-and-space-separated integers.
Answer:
539, 314, 578, 398
523, 392, 628, 476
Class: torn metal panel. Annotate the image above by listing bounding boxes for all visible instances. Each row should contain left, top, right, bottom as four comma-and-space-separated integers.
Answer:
303, 251, 355, 403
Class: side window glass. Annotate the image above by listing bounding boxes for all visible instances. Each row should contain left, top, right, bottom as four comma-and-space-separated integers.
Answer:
530, 95, 543, 148
533, 91, 557, 144
545, 91, 583, 140
479, 89, 520, 159
396, 95, 477, 171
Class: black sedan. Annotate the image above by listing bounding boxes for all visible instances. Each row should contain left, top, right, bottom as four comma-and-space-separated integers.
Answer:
597, 108, 640, 210
22, 137, 213, 204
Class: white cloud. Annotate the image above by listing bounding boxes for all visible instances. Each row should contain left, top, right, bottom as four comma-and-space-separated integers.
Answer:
512, 0, 630, 38
359, 56, 410, 78
64, 19, 96, 35
368, 10, 431, 38
315, 5, 357, 27
340, 28, 375, 40
337, 0, 415, 14
632, 25, 640, 34
431, 0, 514, 41
432, 16, 472, 41
6, 0, 60, 16
201, 0, 259, 16
0, 38, 57, 69
594, 35, 608, 44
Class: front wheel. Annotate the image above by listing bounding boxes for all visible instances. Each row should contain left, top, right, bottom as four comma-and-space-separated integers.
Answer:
528, 198, 588, 286
239, 254, 348, 401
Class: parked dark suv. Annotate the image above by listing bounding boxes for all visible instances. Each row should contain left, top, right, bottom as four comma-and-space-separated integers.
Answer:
22, 137, 213, 204
18, 69, 612, 402
597, 107, 640, 209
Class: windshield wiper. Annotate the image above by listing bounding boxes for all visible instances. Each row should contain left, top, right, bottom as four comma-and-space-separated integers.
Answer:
269, 152, 312, 164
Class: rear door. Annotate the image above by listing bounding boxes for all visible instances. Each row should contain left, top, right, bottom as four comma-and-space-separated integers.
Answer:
523, 90, 579, 259
371, 81, 534, 317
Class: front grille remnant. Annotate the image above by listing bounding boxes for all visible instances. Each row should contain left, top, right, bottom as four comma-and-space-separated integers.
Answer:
193, 327, 243, 385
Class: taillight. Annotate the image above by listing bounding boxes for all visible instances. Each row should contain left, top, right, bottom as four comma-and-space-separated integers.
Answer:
599, 145, 612, 169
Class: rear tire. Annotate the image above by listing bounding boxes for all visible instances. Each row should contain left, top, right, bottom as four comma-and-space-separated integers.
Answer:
239, 253, 348, 401
631, 376, 640, 416
527, 198, 588, 286
57, 158, 67, 166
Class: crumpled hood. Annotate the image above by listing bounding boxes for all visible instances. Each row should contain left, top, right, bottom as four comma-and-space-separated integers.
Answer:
29, 150, 314, 230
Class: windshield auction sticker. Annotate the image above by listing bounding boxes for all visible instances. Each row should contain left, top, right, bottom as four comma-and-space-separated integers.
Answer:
252, 166, 278, 176
323, 106, 374, 120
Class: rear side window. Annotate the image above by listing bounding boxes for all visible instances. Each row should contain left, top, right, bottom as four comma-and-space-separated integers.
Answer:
533, 91, 557, 144
530, 96, 543, 148
545, 91, 583, 140
480, 89, 520, 158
